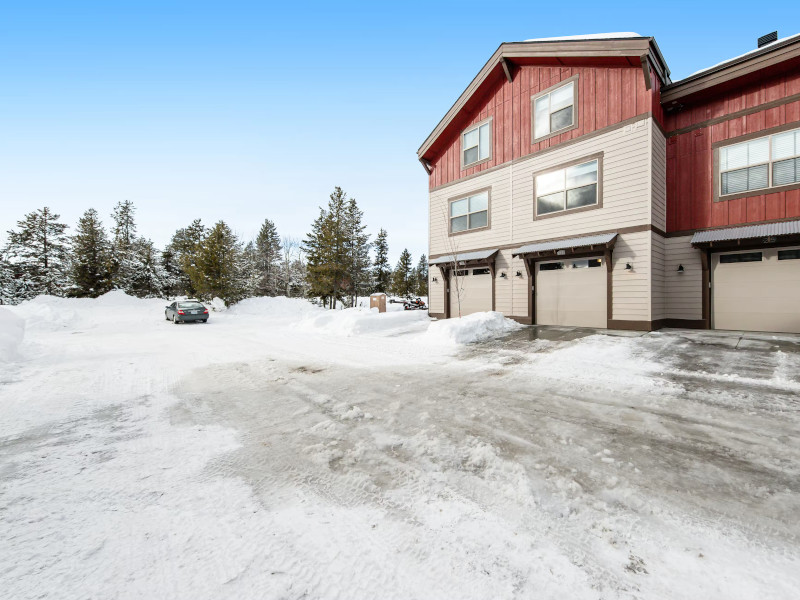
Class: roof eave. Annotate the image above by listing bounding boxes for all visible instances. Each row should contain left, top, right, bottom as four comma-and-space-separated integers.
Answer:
661, 36, 800, 104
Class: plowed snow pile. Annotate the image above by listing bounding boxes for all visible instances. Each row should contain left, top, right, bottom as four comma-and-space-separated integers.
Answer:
0, 308, 24, 362
425, 310, 523, 344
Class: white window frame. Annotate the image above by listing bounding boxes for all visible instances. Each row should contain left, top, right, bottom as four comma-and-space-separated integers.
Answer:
531, 75, 579, 143
717, 125, 800, 200
460, 117, 492, 169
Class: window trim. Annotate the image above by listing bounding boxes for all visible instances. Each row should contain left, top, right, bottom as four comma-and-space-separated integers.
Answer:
531, 74, 580, 144
713, 122, 800, 202
448, 186, 492, 236
460, 116, 493, 171
532, 152, 604, 220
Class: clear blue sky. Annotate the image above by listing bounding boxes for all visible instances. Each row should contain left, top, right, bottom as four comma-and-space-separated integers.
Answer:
1, 1, 797, 262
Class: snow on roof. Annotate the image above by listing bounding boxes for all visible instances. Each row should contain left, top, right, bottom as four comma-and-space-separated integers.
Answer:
684, 32, 800, 79
524, 32, 643, 42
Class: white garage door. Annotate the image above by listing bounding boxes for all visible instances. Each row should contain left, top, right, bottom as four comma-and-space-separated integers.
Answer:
712, 247, 800, 333
536, 257, 607, 327
450, 267, 492, 316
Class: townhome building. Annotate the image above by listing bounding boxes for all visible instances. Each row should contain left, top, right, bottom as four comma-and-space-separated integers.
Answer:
420, 32, 800, 334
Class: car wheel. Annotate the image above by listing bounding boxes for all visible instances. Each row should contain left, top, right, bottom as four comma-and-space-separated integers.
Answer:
165, 312, 169, 320
202, 319, 208, 323
173, 315, 179, 325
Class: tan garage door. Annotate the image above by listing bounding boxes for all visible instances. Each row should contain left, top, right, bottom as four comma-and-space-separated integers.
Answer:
450, 268, 492, 317
712, 247, 800, 333
536, 257, 607, 327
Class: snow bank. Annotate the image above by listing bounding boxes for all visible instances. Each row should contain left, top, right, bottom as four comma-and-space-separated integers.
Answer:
0, 308, 25, 362
8, 291, 166, 332
425, 311, 522, 345
299, 306, 430, 337
226, 296, 323, 321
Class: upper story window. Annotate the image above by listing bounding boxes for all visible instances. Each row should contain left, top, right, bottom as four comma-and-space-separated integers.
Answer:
461, 118, 491, 169
532, 76, 578, 142
450, 189, 489, 233
534, 156, 600, 218
719, 126, 800, 197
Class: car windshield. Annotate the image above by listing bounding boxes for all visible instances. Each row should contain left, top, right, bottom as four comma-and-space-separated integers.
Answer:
178, 302, 204, 309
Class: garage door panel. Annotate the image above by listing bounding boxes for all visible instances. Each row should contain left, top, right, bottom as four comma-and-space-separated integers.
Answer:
713, 247, 800, 333
450, 269, 492, 316
536, 258, 606, 328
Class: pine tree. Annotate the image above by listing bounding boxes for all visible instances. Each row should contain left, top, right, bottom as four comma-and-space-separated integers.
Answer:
0, 252, 17, 305
303, 187, 350, 309
415, 254, 429, 297
159, 246, 183, 298
4, 207, 70, 299
391, 249, 414, 298
187, 221, 245, 304
254, 219, 282, 296
109, 200, 138, 292
240, 240, 260, 297
168, 219, 207, 296
343, 199, 371, 306
127, 238, 169, 298
372, 228, 391, 293
70, 208, 112, 297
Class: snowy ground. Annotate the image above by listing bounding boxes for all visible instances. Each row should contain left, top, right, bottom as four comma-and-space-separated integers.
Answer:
1, 293, 799, 599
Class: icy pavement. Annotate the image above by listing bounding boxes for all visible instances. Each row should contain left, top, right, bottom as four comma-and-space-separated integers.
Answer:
1, 294, 799, 599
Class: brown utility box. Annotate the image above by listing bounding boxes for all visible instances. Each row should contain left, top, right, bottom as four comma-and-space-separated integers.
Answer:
370, 293, 387, 313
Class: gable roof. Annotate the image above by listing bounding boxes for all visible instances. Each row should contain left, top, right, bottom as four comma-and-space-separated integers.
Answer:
417, 35, 670, 162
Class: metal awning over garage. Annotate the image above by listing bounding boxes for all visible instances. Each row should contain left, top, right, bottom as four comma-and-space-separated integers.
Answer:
512, 233, 618, 257
429, 248, 498, 266
691, 220, 800, 247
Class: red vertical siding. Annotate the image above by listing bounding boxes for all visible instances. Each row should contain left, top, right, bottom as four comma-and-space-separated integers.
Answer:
664, 70, 800, 232
428, 63, 653, 189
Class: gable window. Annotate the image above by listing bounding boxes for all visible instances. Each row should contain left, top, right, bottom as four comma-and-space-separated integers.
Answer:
535, 157, 600, 218
532, 77, 578, 142
718, 126, 800, 198
461, 118, 491, 168
450, 189, 489, 233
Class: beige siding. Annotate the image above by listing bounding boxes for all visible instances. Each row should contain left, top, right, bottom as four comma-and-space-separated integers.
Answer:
651, 122, 667, 232
428, 117, 658, 323
429, 117, 654, 258
513, 117, 652, 243
664, 235, 703, 320
429, 168, 511, 258
428, 272, 445, 315
651, 232, 666, 321
612, 231, 651, 322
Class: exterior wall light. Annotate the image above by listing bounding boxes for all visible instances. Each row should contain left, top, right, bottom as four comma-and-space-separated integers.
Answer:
625, 263, 633, 271
499, 272, 507, 278
516, 270, 523, 277
677, 264, 685, 273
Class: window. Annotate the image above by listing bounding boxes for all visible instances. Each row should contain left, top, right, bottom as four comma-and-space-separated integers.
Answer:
455, 270, 469, 277
472, 268, 490, 275
719, 126, 800, 197
719, 252, 762, 264
461, 119, 491, 168
539, 262, 564, 271
533, 78, 577, 141
778, 249, 800, 261
572, 258, 602, 269
535, 158, 599, 217
450, 190, 489, 233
